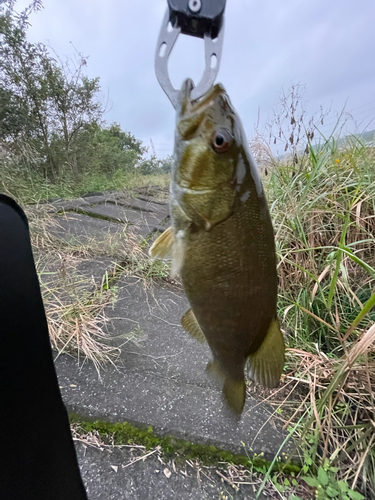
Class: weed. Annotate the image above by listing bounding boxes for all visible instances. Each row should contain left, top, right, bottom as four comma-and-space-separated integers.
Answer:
252, 134, 375, 499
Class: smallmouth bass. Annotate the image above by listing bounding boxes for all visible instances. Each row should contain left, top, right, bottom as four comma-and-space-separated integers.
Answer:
150, 79, 285, 416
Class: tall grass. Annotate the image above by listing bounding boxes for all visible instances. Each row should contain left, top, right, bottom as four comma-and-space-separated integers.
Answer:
261, 137, 375, 498
0, 160, 170, 204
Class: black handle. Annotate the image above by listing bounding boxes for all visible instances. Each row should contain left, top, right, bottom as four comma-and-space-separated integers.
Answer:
167, 0, 226, 39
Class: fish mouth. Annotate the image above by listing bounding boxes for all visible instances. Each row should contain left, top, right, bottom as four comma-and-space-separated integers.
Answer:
177, 79, 228, 141
178, 78, 226, 118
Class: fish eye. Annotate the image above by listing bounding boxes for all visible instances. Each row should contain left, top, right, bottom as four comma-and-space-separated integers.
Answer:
211, 129, 233, 153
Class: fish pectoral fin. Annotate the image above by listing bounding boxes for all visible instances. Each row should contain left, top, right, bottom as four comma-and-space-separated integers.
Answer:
222, 377, 246, 416
248, 317, 285, 389
181, 308, 206, 343
149, 227, 174, 260
171, 229, 185, 277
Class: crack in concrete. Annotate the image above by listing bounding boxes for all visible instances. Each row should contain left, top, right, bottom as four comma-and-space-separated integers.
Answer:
104, 200, 156, 213
64, 208, 129, 224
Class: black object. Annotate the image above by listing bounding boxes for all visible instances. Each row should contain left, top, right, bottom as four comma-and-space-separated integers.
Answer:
0, 194, 88, 500
167, 0, 226, 39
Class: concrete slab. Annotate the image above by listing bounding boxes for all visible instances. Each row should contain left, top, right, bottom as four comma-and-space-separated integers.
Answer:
52, 198, 91, 211
80, 194, 118, 206
56, 278, 290, 461
137, 195, 169, 207
82, 191, 106, 198
135, 186, 169, 198
114, 196, 168, 216
83, 204, 165, 231
50, 212, 124, 244
52, 208, 165, 242
75, 442, 266, 500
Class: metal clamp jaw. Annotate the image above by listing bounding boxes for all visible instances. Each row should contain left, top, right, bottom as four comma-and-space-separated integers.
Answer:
155, 0, 226, 108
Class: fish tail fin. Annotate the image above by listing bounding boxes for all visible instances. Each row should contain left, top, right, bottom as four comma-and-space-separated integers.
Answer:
248, 317, 285, 388
206, 360, 246, 416
222, 376, 246, 417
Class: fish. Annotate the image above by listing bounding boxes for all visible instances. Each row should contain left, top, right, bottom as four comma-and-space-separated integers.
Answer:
150, 79, 285, 416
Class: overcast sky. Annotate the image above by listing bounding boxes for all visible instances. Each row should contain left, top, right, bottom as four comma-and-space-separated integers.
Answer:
16, 0, 375, 157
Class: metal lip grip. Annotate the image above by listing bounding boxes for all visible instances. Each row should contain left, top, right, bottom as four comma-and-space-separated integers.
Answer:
155, 0, 226, 108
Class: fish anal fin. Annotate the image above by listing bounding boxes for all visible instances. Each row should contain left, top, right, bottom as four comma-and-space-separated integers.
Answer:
248, 317, 285, 389
149, 227, 174, 260
181, 308, 206, 344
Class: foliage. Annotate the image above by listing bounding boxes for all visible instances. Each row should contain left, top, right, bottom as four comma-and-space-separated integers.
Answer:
302, 462, 365, 500
0, 0, 103, 178
252, 91, 375, 498
0, 1, 154, 184
68, 122, 143, 177
159, 154, 173, 173
0, 156, 170, 203
269, 139, 375, 352
138, 154, 173, 175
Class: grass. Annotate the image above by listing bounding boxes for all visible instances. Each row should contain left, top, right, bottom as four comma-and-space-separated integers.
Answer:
252, 136, 375, 499
0, 162, 170, 204
23, 193, 170, 373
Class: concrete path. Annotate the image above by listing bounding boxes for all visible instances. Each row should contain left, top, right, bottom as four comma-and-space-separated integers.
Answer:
74, 441, 269, 499
37, 189, 289, 499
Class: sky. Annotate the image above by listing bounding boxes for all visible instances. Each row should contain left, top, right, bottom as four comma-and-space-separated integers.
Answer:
15, 0, 375, 157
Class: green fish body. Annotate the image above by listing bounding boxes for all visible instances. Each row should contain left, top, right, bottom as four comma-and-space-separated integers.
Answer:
150, 80, 285, 416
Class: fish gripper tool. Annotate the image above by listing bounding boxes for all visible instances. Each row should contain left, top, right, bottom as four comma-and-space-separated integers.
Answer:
155, 0, 226, 108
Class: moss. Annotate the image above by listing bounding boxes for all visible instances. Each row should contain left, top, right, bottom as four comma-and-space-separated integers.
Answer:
69, 414, 300, 474
67, 208, 125, 224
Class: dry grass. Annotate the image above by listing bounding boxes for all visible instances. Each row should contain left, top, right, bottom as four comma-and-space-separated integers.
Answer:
280, 324, 375, 492
45, 281, 121, 373
251, 137, 375, 498
23, 195, 169, 372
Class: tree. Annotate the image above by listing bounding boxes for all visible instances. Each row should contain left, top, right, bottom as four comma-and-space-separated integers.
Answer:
0, 0, 103, 179
0, 0, 159, 187
159, 154, 173, 173
105, 123, 146, 157
72, 122, 143, 177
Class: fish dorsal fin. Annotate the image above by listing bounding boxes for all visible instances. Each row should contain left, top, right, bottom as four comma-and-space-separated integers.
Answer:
247, 317, 285, 389
149, 227, 174, 260
181, 308, 206, 343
